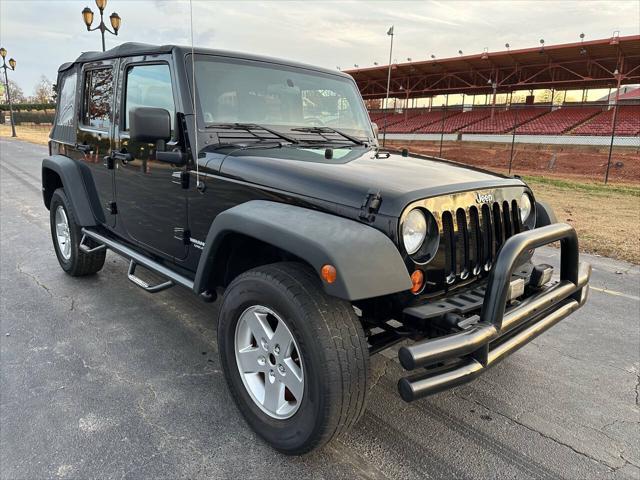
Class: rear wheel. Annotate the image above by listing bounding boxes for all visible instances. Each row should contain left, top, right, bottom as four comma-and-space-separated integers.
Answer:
218, 262, 369, 454
49, 188, 106, 276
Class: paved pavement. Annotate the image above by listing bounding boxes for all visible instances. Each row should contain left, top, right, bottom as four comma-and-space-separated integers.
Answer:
1, 137, 639, 480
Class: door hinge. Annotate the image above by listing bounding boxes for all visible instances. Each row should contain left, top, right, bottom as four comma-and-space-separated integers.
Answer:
103, 155, 115, 170
359, 191, 382, 222
173, 227, 191, 244
107, 201, 118, 214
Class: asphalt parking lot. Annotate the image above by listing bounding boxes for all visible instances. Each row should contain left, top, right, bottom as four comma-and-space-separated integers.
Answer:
1, 137, 639, 480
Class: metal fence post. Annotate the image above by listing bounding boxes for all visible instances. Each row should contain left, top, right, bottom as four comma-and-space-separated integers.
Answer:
508, 106, 519, 174
604, 103, 619, 184
438, 106, 445, 157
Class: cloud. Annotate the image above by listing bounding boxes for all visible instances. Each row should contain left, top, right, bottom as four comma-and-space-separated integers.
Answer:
1, 0, 638, 95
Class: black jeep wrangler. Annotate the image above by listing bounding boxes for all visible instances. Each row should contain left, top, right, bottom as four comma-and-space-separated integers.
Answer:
43, 42, 590, 454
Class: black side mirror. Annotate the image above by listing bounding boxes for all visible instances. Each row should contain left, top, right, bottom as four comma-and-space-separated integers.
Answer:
129, 107, 171, 143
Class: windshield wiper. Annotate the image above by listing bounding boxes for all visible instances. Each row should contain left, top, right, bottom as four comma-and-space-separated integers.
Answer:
203, 139, 284, 152
205, 122, 300, 145
290, 126, 366, 146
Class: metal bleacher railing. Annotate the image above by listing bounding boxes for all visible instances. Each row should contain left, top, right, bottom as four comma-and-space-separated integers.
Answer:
372, 102, 640, 184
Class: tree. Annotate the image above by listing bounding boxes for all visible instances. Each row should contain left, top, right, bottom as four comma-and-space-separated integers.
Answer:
0, 79, 26, 104
364, 98, 382, 110
33, 75, 54, 104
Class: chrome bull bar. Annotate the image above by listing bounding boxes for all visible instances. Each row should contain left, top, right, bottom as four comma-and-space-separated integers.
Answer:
397, 223, 591, 402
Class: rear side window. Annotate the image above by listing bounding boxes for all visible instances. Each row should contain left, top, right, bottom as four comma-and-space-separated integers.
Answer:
56, 73, 77, 126
82, 68, 113, 129
124, 64, 175, 130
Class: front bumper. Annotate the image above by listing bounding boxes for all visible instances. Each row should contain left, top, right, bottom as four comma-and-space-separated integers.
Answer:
397, 223, 591, 402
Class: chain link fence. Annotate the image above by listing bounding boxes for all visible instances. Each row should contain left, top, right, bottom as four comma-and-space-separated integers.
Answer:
376, 102, 640, 184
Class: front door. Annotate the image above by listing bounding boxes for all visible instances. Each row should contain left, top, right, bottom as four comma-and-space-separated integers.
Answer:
70, 61, 117, 227
113, 56, 188, 260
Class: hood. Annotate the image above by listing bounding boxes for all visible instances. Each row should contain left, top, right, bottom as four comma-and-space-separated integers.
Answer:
215, 146, 525, 216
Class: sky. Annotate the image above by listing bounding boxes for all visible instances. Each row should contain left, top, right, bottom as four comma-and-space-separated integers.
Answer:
1, 0, 639, 96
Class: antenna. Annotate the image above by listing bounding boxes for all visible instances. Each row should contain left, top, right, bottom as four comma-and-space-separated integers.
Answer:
189, 0, 200, 187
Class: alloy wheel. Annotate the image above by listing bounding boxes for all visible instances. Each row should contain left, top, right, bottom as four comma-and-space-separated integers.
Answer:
234, 305, 304, 419
55, 206, 72, 261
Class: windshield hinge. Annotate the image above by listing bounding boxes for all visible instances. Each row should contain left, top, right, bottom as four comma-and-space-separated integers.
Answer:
173, 227, 191, 244
172, 170, 190, 189
359, 191, 382, 222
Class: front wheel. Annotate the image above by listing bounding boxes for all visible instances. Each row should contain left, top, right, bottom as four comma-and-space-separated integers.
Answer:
218, 262, 369, 454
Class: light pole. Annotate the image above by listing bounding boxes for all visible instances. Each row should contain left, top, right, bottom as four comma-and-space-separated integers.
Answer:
488, 78, 498, 120
382, 25, 394, 147
0, 47, 17, 138
82, 0, 122, 52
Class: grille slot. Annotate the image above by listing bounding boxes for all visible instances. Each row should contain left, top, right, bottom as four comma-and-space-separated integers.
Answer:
442, 211, 456, 284
438, 198, 520, 285
480, 204, 493, 269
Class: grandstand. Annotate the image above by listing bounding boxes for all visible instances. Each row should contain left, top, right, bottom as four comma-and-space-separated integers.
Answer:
349, 35, 640, 138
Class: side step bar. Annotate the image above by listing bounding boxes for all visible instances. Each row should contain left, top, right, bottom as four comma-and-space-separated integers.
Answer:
81, 228, 194, 292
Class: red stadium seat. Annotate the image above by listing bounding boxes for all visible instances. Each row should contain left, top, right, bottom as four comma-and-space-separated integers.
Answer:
368, 105, 638, 136
516, 107, 603, 134
460, 108, 549, 134
572, 106, 640, 136
383, 110, 461, 133
417, 109, 489, 133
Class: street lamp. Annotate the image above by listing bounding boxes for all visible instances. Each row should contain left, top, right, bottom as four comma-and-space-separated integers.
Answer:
579, 33, 587, 55
382, 25, 395, 147
82, 0, 121, 52
0, 47, 17, 137
488, 78, 498, 120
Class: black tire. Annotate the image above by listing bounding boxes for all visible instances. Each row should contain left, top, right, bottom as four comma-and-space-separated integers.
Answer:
49, 188, 106, 276
218, 262, 369, 454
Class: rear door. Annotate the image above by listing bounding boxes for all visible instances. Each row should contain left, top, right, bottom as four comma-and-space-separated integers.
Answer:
112, 55, 188, 260
68, 60, 117, 227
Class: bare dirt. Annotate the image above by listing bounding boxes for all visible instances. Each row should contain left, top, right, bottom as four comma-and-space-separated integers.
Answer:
388, 140, 640, 184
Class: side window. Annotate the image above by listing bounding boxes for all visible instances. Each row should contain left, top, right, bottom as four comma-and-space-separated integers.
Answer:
82, 68, 113, 129
56, 73, 77, 126
124, 64, 175, 130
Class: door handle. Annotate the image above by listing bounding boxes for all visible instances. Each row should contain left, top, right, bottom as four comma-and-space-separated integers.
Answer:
110, 150, 133, 164
75, 143, 92, 153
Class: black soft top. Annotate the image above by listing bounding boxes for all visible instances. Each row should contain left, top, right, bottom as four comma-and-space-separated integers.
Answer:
58, 42, 350, 79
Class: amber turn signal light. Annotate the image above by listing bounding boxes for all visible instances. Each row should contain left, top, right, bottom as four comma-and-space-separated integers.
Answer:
411, 269, 424, 294
321, 264, 337, 284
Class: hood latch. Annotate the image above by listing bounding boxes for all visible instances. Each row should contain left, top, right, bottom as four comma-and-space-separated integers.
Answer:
359, 190, 382, 222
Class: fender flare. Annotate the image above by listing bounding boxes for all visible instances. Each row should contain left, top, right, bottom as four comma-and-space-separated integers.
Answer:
193, 200, 413, 301
42, 155, 103, 226
535, 199, 557, 228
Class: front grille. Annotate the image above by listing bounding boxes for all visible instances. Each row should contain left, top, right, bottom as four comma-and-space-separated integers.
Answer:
439, 200, 522, 284
401, 187, 528, 289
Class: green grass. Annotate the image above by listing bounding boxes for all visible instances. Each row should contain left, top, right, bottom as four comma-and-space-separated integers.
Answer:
523, 175, 640, 197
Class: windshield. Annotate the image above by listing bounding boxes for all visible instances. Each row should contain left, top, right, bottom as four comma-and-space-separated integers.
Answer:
193, 56, 373, 140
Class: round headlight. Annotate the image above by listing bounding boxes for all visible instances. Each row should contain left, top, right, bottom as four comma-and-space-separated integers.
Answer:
520, 193, 533, 224
402, 209, 427, 255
